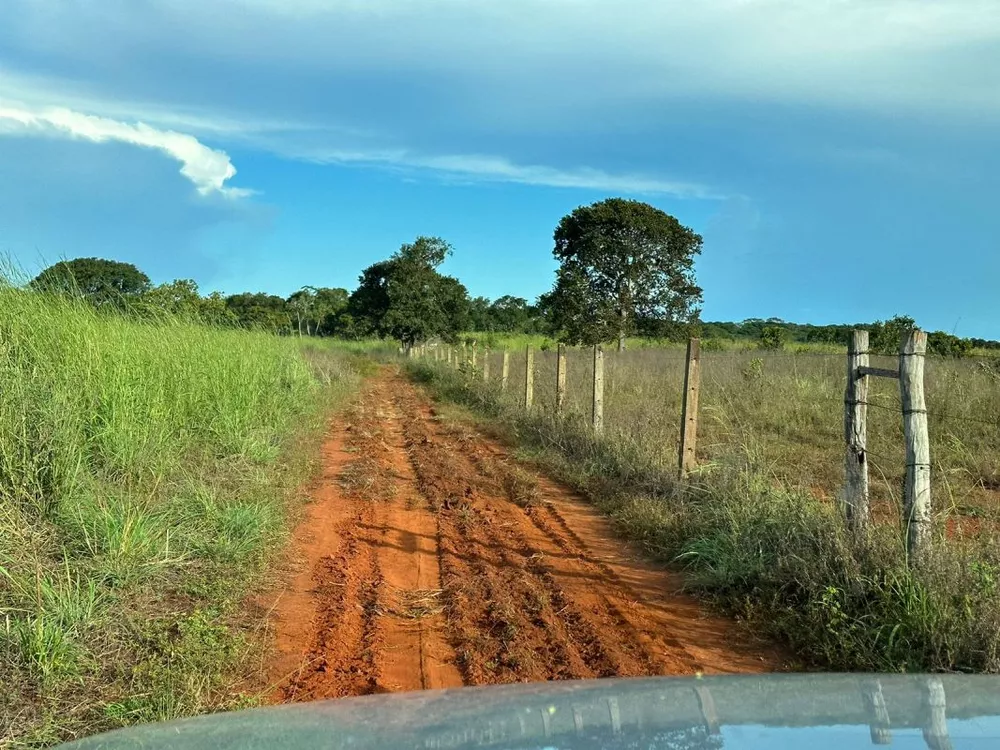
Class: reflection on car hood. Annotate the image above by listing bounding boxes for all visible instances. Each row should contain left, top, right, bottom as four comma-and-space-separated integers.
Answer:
57, 674, 998, 749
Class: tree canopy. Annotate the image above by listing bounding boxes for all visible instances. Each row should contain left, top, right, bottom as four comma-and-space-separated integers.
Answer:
546, 199, 703, 350
287, 286, 350, 336
347, 237, 470, 346
31, 258, 151, 306
224, 292, 292, 333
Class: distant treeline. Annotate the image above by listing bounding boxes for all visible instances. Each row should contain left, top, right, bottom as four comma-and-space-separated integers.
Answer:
27, 257, 1000, 357
699, 318, 1000, 356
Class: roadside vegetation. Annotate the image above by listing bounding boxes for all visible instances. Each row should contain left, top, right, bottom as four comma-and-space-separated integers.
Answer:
0, 287, 364, 747
409, 348, 1000, 674
10, 190, 1000, 748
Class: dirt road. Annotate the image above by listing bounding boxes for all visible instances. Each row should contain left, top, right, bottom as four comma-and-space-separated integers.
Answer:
266, 369, 783, 701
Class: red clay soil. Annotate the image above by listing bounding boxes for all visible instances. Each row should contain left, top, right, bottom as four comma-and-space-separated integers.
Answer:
264, 369, 786, 703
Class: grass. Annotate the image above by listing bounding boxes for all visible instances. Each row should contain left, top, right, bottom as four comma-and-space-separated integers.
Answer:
459, 332, 844, 355
0, 288, 364, 747
410, 345, 1000, 673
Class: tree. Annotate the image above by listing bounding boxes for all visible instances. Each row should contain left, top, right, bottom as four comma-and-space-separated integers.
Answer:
871, 315, 916, 355
31, 258, 151, 306
927, 331, 973, 358
489, 296, 532, 333
347, 237, 470, 346
547, 199, 703, 350
143, 279, 202, 317
468, 296, 493, 331
759, 325, 786, 350
287, 287, 317, 336
314, 287, 350, 336
224, 292, 292, 333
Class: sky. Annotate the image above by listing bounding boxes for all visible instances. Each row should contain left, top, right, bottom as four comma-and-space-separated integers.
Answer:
1, 1, 998, 336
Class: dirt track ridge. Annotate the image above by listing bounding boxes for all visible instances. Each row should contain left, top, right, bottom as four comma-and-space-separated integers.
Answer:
265, 369, 783, 701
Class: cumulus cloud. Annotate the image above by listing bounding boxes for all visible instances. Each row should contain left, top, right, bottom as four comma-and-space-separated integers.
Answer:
0, 102, 252, 198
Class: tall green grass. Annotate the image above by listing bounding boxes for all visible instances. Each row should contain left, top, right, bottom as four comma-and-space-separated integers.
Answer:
0, 288, 361, 747
411, 355, 1000, 674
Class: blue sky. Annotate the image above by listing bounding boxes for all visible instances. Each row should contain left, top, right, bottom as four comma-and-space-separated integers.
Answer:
1, 1, 998, 336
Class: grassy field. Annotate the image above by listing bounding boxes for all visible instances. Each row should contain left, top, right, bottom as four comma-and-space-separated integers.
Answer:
412, 344, 1000, 672
0, 290, 364, 747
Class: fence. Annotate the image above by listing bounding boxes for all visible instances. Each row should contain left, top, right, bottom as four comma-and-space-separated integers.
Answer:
415, 330, 1000, 564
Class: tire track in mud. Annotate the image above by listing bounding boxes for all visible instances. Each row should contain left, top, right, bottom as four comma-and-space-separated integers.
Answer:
398, 395, 663, 678
266, 368, 784, 703
400, 407, 605, 682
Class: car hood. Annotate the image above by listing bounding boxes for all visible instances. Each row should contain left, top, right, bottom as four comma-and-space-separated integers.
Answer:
57, 674, 997, 749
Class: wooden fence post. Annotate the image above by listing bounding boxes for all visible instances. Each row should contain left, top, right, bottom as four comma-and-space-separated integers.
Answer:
482, 348, 490, 381
556, 344, 567, 415
694, 685, 720, 736
862, 679, 891, 746
900, 329, 930, 564
844, 330, 871, 532
501, 350, 510, 391
592, 345, 604, 434
471, 341, 477, 369
921, 677, 949, 750
524, 346, 534, 411
678, 338, 701, 477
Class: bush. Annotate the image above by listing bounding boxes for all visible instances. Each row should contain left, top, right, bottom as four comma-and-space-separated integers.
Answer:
758, 326, 786, 350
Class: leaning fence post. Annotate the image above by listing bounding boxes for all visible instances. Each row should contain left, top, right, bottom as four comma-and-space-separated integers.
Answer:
844, 330, 871, 532
501, 350, 510, 391
592, 345, 604, 434
693, 685, 720, 736
900, 329, 930, 564
524, 346, 534, 411
482, 348, 490, 381
678, 338, 701, 478
556, 344, 567, 415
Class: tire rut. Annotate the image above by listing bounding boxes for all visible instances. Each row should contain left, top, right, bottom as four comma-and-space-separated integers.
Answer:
266, 368, 785, 702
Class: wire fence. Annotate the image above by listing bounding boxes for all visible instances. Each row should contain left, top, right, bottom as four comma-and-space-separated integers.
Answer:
419, 341, 1000, 528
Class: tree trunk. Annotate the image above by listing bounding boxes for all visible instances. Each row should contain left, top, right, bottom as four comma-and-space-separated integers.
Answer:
618, 307, 627, 352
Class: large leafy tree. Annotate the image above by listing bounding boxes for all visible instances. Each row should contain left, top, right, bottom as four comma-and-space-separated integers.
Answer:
489, 295, 532, 333
348, 237, 470, 346
468, 296, 493, 331
287, 286, 351, 336
314, 287, 350, 336
31, 257, 151, 306
547, 199, 703, 350
143, 279, 203, 316
224, 292, 292, 333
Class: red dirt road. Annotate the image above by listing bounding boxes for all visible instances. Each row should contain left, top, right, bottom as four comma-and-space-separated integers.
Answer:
266, 370, 783, 701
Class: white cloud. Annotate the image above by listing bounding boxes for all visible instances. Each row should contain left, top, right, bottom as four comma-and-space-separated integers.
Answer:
0, 102, 252, 198
294, 147, 717, 197
0, 0, 996, 201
